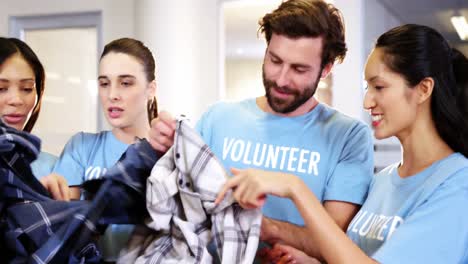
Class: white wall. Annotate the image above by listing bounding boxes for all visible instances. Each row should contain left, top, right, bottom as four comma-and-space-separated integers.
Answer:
135, 0, 221, 122
0, 0, 135, 45
25, 28, 98, 155
363, 0, 402, 57
225, 58, 264, 101
332, 0, 366, 121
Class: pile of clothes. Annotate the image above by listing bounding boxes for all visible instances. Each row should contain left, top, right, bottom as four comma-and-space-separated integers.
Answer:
0, 119, 261, 264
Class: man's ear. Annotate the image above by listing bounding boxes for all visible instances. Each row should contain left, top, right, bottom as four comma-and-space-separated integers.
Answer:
320, 63, 333, 79
416, 77, 434, 104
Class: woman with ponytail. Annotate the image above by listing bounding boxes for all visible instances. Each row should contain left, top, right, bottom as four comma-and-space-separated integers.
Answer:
47, 38, 158, 262
216, 24, 468, 264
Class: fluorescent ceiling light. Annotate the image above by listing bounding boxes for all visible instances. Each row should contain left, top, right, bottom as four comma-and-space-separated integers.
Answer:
451, 15, 468, 41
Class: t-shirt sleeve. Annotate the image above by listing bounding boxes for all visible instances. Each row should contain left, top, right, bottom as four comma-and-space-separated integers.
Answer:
52, 133, 86, 185
195, 103, 218, 144
324, 122, 374, 205
373, 172, 468, 263
32, 152, 58, 179
195, 112, 207, 136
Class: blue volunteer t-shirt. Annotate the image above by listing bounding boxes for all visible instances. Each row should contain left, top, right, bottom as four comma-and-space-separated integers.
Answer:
53, 131, 132, 261
347, 153, 468, 263
31, 151, 57, 178
53, 131, 128, 185
196, 99, 374, 225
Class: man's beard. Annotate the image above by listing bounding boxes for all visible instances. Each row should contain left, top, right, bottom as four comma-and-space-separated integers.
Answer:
262, 66, 321, 114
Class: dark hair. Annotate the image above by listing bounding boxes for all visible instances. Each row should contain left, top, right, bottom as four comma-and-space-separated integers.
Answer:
376, 24, 468, 157
259, 0, 347, 68
100, 38, 158, 123
0, 37, 45, 132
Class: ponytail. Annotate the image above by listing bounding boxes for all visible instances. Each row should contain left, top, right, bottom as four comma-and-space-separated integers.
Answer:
451, 48, 468, 157
452, 48, 468, 115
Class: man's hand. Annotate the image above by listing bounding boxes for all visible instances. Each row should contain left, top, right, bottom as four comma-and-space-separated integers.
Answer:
39, 173, 71, 201
258, 216, 324, 260
149, 110, 177, 153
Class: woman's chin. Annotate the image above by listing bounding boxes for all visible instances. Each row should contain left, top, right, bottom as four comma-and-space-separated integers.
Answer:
373, 130, 390, 140
3, 121, 24, 131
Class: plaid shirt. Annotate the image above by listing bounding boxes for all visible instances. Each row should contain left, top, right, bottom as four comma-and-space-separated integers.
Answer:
0, 120, 158, 264
119, 119, 261, 264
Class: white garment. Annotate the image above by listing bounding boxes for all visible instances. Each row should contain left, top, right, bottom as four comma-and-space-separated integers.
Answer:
119, 119, 261, 264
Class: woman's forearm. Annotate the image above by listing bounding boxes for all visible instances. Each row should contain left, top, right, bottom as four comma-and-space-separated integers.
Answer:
289, 177, 376, 264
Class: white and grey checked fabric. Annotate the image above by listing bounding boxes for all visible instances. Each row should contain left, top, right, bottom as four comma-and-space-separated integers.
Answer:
119, 119, 261, 264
